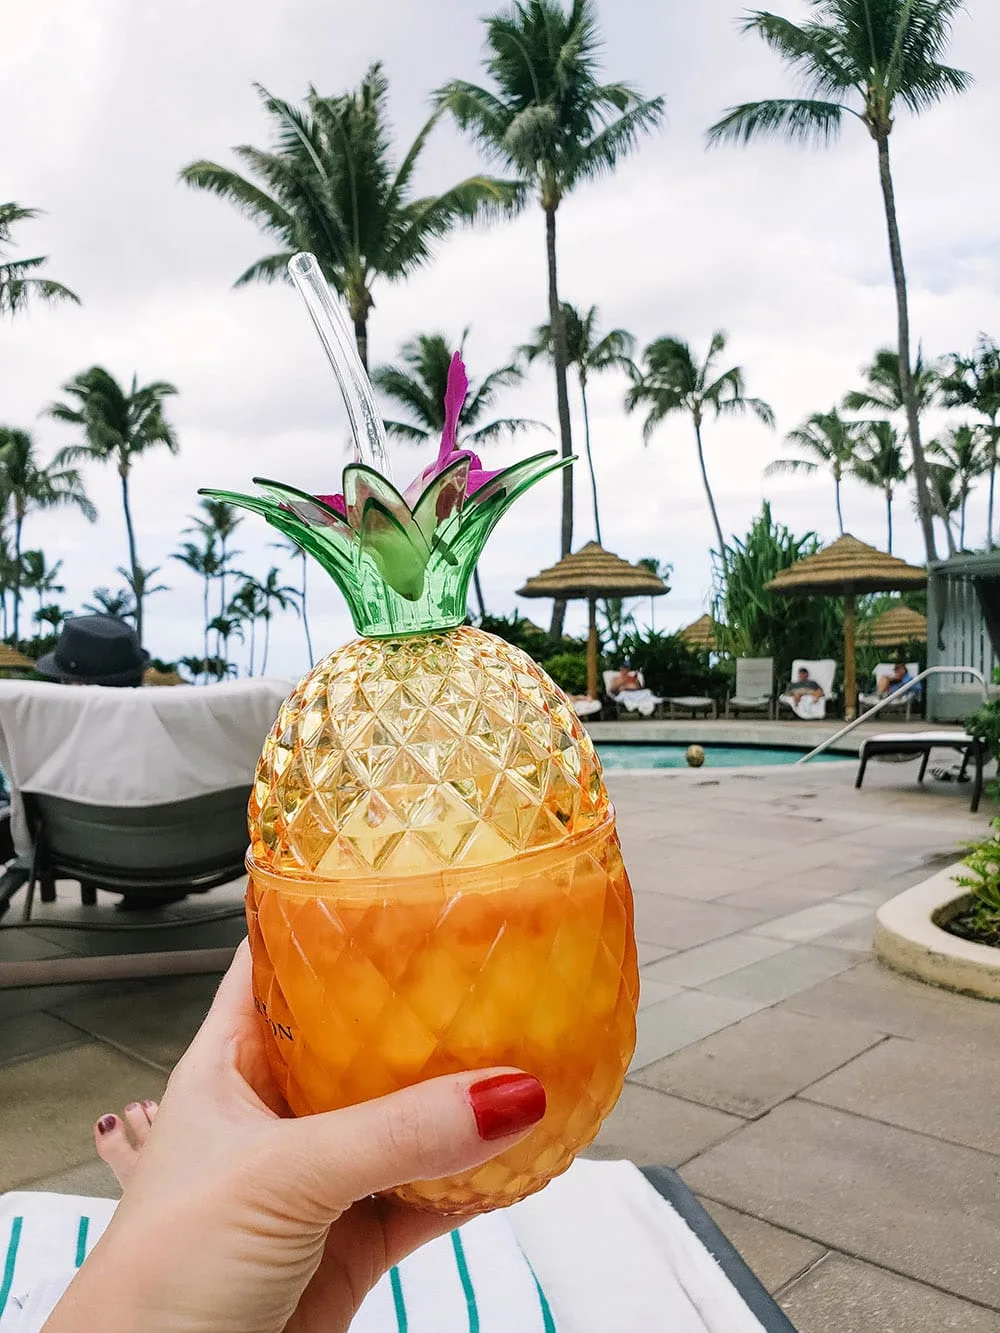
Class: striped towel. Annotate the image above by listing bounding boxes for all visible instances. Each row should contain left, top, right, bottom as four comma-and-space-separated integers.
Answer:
0, 1161, 768, 1331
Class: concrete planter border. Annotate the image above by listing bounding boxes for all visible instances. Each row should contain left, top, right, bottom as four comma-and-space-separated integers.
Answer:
875, 864, 1000, 1001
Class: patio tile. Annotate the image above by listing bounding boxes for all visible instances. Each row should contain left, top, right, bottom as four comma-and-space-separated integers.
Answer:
25, 1157, 121, 1200
585, 1084, 742, 1167
629, 990, 763, 1072
813, 911, 877, 955
682, 1100, 1000, 1308
703, 945, 857, 1006
0, 1043, 166, 1190
715, 878, 847, 916
0, 1012, 85, 1068
633, 1009, 884, 1118
637, 977, 682, 1010
0, 927, 75, 963
636, 942, 675, 966
643, 933, 792, 988
631, 894, 767, 951
0, 981, 126, 1020
32, 915, 245, 957
752, 900, 874, 943
51, 973, 222, 1069
784, 960, 1000, 1053
699, 1199, 825, 1294
802, 1036, 1000, 1156
779, 1254, 1000, 1332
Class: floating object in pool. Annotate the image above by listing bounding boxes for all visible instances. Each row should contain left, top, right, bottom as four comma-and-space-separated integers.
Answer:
686, 745, 706, 768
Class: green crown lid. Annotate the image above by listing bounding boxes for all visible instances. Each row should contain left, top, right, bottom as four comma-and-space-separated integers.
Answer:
200, 253, 570, 639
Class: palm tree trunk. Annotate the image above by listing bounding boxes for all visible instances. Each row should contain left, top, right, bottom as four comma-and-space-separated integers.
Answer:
12, 511, 23, 649
119, 468, 143, 643
472, 568, 487, 620
248, 617, 256, 677
202, 576, 210, 683
300, 552, 314, 667
261, 614, 271, 676
353, 315, 369, 373
544, 203, 575, 638
988, 420, 998, 549
834, 473, 845, 537
692, 417, 726, 563
875, 135, 938, 563
960, 492, 967, 551
579, 374, 602, 545
886, 488, 894, 555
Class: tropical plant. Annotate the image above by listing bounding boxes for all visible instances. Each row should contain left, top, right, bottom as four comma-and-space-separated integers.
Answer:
598, 598, 638, 662
254, 566, 300, 675
228, 580, 266, 676
180, 65, 516, 369
187, 499, 243, 656
48, 367, 179, 644
929, 426, 987, 550
765, 408, 860, 536
0, 203, 80, 317
372, 330, 538, 617
843, 345, 940, 419
439, 0, 664, 633
180, 654, 236, 683
83, 586, 135, 620
117, 565, 169, 637
173, 536, 222, 679
542, 650, 589, 695
938, 335, 1000, 545
635, 556, 672, 630
271, 539, 314, 668
627, 332, 775, 563
952, 817, 1000, 939
0, 428, 95, 646
921, 462, 961, 553
616, 628, 727, 701
713, 501, 842, 688
34, 603, 71, 632
521, 303, 636, 544
207, 613, 244, 670
19, 551, 64, 622
708, 0, 972, 562
852, 420, 908, 553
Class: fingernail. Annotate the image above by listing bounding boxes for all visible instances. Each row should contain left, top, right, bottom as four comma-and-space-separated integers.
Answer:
97, 1115, 117, 1135
468, 1074, 546, 1142
142, 1099, 157, 1111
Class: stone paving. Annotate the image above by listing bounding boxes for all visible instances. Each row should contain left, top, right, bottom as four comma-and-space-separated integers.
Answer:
2, 752, 999, 1330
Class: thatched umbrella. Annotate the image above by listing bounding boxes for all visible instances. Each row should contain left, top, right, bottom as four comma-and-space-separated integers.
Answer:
0, 645, 34, 672
518, 542, 668, 699
765, 534, 926, 720
860, 604, 927, 649
679, 614, 719, 652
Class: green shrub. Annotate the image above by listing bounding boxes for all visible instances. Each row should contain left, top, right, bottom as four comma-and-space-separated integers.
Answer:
478, 612, 586, 663
954, 818, 1000, 935
617, 629, 727, 700
543, 652, 589, 695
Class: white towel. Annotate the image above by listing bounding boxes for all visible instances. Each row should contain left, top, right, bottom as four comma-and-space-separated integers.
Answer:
0, 1162, 769, 1332
613, 689, 659, 718
779, 693, 826, 721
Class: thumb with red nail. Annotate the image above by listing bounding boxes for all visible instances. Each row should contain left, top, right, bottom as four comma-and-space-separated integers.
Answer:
43, 941, 546, 1333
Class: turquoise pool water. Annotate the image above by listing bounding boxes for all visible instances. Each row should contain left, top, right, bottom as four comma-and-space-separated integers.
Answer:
597, 744, 851, 770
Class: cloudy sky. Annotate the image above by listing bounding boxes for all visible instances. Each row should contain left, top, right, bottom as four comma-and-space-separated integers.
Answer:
3, 0, 999, 678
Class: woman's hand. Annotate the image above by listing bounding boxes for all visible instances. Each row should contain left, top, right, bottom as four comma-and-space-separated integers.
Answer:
44, 940, 546, 1333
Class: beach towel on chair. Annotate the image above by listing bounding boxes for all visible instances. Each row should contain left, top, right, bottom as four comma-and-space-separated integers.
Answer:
779, 692, 825, 721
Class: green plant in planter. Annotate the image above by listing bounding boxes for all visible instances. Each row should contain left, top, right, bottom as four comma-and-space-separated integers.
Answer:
543, 651, 589, 695
964, 668, 1000, 800
954, 819, 1000, 936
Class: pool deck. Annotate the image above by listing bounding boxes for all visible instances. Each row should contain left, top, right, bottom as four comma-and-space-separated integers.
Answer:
586, 715, 950, 754
2, 755, 999, 1330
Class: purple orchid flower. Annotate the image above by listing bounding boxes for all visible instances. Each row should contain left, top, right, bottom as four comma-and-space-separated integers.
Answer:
318, 353, 501, 521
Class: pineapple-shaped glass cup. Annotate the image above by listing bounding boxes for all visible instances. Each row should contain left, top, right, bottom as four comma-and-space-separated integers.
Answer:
203, 255, 638, 1216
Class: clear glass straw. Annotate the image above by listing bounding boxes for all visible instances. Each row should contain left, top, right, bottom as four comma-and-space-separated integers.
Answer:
287, 253, 393, 481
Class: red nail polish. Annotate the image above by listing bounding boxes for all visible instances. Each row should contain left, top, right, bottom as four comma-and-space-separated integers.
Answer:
97, 1115, 117, 1135
468, 1074, 546, 1142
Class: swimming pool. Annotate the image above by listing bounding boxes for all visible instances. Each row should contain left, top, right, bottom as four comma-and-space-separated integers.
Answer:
596, 744, 851, 770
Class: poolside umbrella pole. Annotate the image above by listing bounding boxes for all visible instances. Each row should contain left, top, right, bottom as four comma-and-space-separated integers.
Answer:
518, 542, 668, 699
765, 535, 926, 722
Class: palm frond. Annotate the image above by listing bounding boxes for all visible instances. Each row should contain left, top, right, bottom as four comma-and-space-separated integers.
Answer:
708, 98, 849, 146
764, 457, 819, 477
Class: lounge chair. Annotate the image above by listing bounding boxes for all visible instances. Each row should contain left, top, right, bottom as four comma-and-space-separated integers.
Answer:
856, 730, 988, 813
603, 669, 664, 718
859, 662, 921, 720
725, 657, 775, 718
777, 658, 836, 721
572, 696, 604, 720
0, 1159, 796, 1330
666, 694, 718, 719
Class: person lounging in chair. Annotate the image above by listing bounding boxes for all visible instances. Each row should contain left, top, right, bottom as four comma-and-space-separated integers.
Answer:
877, 662, 913, 697
779, 667, 826, 721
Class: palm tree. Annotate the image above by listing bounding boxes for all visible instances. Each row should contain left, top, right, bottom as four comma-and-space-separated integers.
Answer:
180, 654, 235, 683
635, 556, 672, 630
173, 538, 221, 678
19, 551, 64, 622
271, 539, 314, 668
438, 0, 664, 633
372, 331, 537, 618
48, 367, 178, 644
187, 499, 242, 653
227, 582, 265, 675
929, 425, 987, 551
843, 346, 939, 417
0, 428, 95, 646
765, 408, 860, 536
117, 564, 169, 638
852, 420, 908, 553
708, 0, 972, 563
938, 335, 1000, 545
0, 203, 80, 317
180, 66, 516, 370
34, 603, 71, 634
521, 304, 635, 544
207, 614, 244, 673
83, 586, 135, 619
923, 462, 961, 551
255, 567, 300, 675
626, 332, 775, 563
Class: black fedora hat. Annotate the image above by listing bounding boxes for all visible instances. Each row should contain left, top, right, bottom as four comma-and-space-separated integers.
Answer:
37, 615, 150, 686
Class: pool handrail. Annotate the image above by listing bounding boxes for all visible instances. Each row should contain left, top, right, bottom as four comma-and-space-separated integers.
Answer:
795, 666, 990, 765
